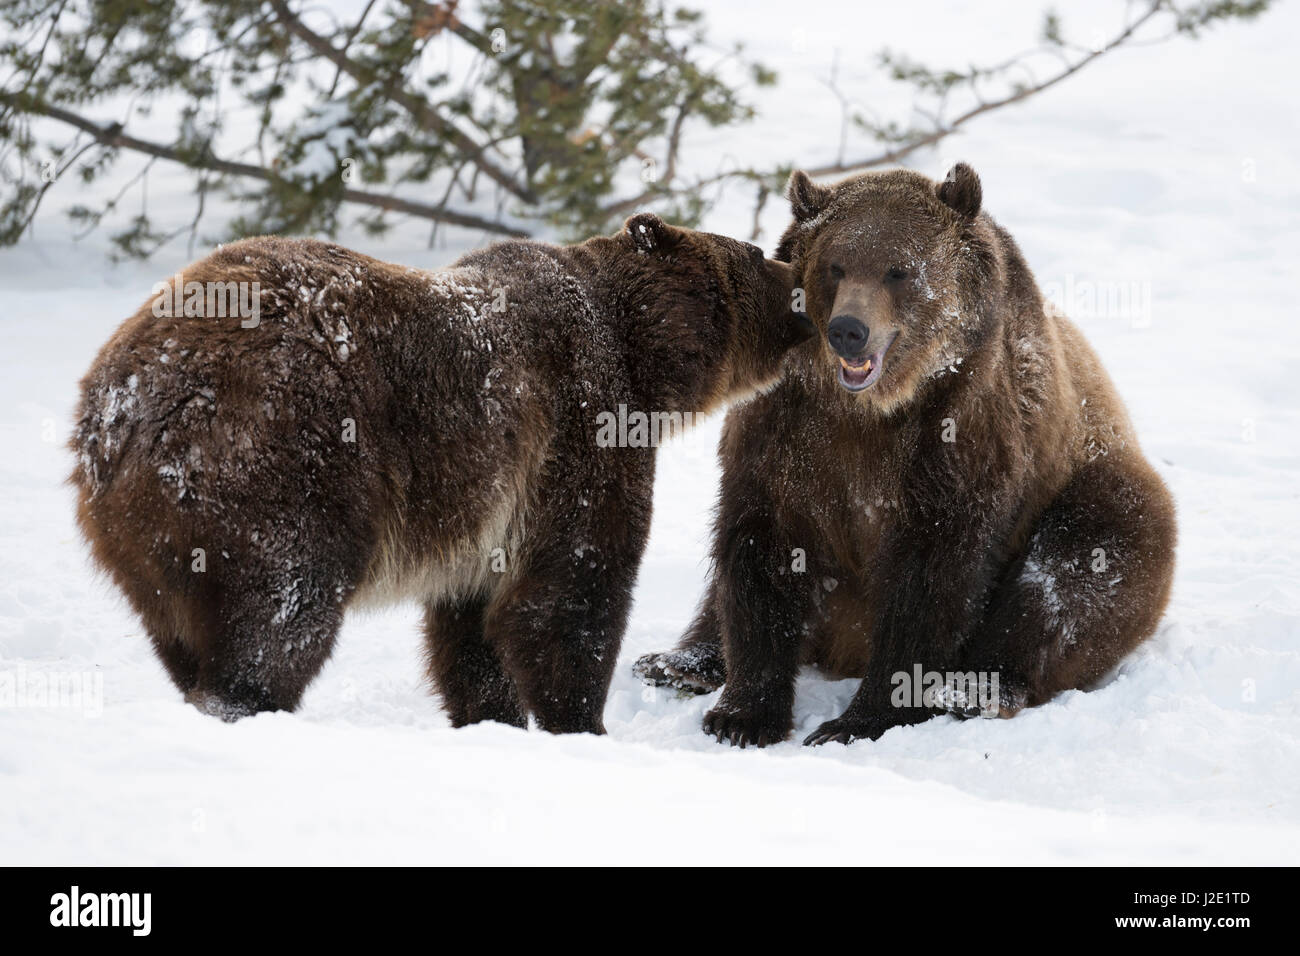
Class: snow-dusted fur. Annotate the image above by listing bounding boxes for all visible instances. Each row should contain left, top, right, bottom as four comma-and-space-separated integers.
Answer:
68, 216, 810, 731
637, 166, 1177, 747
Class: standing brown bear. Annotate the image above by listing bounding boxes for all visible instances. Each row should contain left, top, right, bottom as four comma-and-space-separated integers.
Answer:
70, 216, 812, 733
637, 164, 1177, 746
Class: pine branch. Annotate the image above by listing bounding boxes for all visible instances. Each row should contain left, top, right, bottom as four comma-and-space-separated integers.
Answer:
0, 91, 529, 237
266, 0, 536, 204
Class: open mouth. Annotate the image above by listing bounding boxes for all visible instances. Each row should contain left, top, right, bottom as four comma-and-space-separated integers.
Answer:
837, 349, 886, 392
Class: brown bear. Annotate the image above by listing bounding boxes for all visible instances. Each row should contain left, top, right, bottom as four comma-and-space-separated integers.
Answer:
70, 216, 813, 733
636, 164, 1177, 747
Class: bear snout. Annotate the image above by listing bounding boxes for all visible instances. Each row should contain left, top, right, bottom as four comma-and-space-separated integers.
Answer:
827, 315, 869, 359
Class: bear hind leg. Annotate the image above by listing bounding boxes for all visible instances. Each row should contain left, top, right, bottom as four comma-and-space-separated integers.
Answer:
423, 595, 526, 729
632, 581, 726, 695
152, 633, 200, 694
184, 569, 347, 721
965, 455, 1176, 713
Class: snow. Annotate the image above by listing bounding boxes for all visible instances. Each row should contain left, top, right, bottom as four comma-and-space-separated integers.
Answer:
2, 0, 1299, 864
285, 100, 366, 184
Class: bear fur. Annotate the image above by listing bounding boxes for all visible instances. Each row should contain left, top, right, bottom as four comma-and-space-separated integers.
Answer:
70, 216, 812, 733
636, 165, 1177, 746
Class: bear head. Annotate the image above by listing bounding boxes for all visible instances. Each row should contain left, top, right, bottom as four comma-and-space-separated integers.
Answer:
777, 163, 1002, 414
620, 212, 815, 413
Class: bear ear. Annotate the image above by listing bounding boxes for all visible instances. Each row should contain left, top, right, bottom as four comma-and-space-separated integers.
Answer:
786, 170, 832, 223
625, 213, 682, 255
937, 162, 982, 219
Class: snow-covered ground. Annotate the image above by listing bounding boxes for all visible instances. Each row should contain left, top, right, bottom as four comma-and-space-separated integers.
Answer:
2, 0, 1298, 864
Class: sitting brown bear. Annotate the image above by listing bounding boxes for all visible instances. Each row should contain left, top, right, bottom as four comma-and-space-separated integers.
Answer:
70, 216, 813, 732
637, 164, 1177, 746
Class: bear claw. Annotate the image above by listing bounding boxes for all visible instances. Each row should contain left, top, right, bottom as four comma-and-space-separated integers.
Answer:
702, 705, 788, 748
803, 713, 899, 746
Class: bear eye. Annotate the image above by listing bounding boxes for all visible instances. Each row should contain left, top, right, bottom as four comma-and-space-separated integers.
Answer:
885, 266, 909, 284
829, 264, 845, 281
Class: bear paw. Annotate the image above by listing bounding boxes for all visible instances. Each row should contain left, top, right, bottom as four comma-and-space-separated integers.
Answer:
633, 649, 724, 695
803, 711, 901, 746
702, 699, 791, 748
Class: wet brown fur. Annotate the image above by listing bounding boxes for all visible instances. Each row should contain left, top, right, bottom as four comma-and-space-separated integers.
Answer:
636, 165, 1177, 746
70, 216, 811, 732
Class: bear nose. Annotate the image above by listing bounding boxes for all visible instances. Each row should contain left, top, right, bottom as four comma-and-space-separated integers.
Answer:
827, 315, 869, 358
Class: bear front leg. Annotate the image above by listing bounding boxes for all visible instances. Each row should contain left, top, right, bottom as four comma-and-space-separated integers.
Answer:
804, 514, 999, 746
486, 518, 649, 736
802, 683, 936, 745
703, 514, 822, 748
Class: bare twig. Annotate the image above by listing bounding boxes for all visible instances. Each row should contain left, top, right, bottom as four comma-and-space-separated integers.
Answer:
806, 0, 1165, 177
11, 132, 97, 240
819, 49, 851, 169
749, 183, 769, 242
328, 0, 380, 98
